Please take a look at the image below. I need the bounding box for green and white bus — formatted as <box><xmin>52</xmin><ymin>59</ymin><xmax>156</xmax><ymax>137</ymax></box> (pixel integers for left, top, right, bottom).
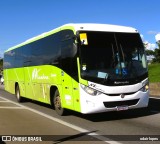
<box><xmin>3</xmin><ymin>23</ymin><xmax>149</xmax><ymax>115</ymax></box>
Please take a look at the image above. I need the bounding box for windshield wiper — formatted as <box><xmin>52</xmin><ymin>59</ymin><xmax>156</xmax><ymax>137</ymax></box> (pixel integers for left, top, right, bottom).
<box><xmin>120</xmin><ymin>44</ymin><xmax>125</xmax><ymax>64</ymax></box>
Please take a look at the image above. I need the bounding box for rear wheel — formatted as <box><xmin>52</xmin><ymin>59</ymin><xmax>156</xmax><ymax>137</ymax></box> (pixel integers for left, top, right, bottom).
<box><xmin>53</xmin><ymin>89</ymin><xmax>66</xmax><ymax>116</ymax></box>
<box><xmin>15</xmin><ymin>85</ymin><xmax>23</xmax><ymax>102</ymax></box>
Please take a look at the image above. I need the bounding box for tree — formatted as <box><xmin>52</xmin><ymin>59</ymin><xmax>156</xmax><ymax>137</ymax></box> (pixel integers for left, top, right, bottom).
<box><xmin>157</xmin><ymin>41</ymin><xmax>160</xmax><ymax>49</ymax></box>
<box><xmin>0</xmin><ymin>58</ymin><xmax>3</xmax><ymax>70</ymax></box>
<box><xmin>145</xmin><ymin>49</ymin><xmax>155</xmax><ymax>56</ymax></box>
<box><xmin>152</xmin><ymin>41</ymin><xmax>160</xmax><ymax>63</ymax></box>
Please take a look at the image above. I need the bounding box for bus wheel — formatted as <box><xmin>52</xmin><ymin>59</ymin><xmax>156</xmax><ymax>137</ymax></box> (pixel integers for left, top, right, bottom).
<box><xmin>54</xmin><ymin>89</ymin><xmax>65</xmax><ymax>116</ymax></box>
<box><xmin>15</xmin><ymin>85</ymin><xmax>23</xmax><ymax>102</ymax></box>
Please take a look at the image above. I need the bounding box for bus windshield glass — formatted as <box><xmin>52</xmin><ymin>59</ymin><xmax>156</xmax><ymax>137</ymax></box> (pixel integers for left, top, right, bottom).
<box><xmin>79</xmin><ymin>31</ymin><xmax>148</xmax><ymax>85</ymax></box>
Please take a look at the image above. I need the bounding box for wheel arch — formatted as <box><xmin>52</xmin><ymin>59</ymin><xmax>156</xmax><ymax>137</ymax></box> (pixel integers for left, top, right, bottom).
<box><xmin>15</xmin><ymin>82</ymin><xmax>19</xmax><ymax>94</ymax></box>
<box><xmin>50</xmin><ymin>85</ymin><xmax>58</xmax><ymax>106</ymax></box>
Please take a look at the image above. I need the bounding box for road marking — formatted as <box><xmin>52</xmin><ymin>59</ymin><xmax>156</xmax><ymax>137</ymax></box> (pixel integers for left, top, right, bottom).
<box><xmin>0</xmin><ymin>101</ymin><xmax>10</xmax><ymax>102</ymax></box>
<box><xmin>0</xmin><ymin>98</ymin><xmax>25</xmax><ymax>109</ymax></box>
<box><xmin>0</xmin><ymin>95</ymin><xmax>122</xmax><ymax>144</ymax></box>
<box><xmin>150</xmin><ymin>97</ymin><xmax>160</xmax><ymax>99</ymax></box>
<box><xmin>0</xmin><ymin>107</ymin><xmax>26</xmax><ymax>109</ymax></box>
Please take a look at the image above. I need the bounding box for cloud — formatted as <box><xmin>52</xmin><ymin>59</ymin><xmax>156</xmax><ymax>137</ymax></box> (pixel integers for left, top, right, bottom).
<box><xmin>140</xmin><ymin>34</ymin><xmax>144</xmax><ymax>41</ymax></box>
<box><xmin>0</xmin><ymin>51</ymin><xmax>4</xmax><ymax>58</ymax></box>
<box><xmin>141</xmin><ymin>33</ymin><xmax>157</xmax><ymax>50</ymax></box>
<box><xmin>155</xmin><ymin>33</ymin><xmax>160</xmax><ymax>42</ymax></box>
<box><xmin>144</xmin><ymin>41</ymin><xmax>157</xmax><ymax>50</ymax></box>
<box><xmin>147</xmin><ymin>31</ymin><xmax>158</xmax><ymax>35</ymax></box>
<box><xmin>147</xmin><ymin>43</ymin><xmax>157</xmax><ymax>50</ymax></box>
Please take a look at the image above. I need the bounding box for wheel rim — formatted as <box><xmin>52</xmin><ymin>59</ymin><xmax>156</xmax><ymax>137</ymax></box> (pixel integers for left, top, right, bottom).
<box><xmin>54</xmin><ymin>94</ymin><xmax>61</xmax><ymax>110</ymax></box>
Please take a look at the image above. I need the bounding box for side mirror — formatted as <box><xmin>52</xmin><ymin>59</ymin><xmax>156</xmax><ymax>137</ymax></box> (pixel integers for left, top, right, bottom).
<box><xmin>72</xmin><ymin>43</ymin><xmax>78</xmax><ymax>57</ymax></box>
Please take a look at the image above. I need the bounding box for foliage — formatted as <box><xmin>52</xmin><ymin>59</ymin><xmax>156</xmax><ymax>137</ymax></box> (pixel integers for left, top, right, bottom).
<box><xmin>145</xmin><ymin>42</ymin><xmax>160</xmax><ymax>63</ymax></box>
<box><xmin>145</xmin><ymin>49</ymin><xmax>154</xmax><ymax>56</ymax></box>
<box><xmin>148</xmin><ymin>63</ymin><xmax>160</xmax><ymax>82</ymax></box>
<box><xmin>152</xmin><ymin>48</ymin><xmax>160</xmax><ymax>63</ymax></box>
<box><xmin>0</xmin><ymin>58</ymin><xmax>3</xmax><ymax>69</ymax></box>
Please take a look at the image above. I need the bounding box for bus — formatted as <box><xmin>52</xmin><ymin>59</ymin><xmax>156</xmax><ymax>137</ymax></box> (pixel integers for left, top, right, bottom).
<box><xmin>3</xmin><ymin>23</ymin><xmax>149</xmax><ymax>115</ymax></box>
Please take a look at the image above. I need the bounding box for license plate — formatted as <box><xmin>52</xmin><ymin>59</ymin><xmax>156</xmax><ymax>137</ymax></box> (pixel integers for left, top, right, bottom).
<box><xmin>116</xmin><ymin>105</ymin><xmax>128</xmax><ymax>111</ymax></box>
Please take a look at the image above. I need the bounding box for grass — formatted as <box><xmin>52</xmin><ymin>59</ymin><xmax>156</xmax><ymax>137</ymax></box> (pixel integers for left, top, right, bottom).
<box><xmin>148</xmin><ymin>63</ymin><xmax>160</xmax><ymax>83</ymax></box>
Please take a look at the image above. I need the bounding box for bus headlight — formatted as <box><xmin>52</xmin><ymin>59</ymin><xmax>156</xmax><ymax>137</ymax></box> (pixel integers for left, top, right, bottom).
<box><xmin>140</xmin><ymin>84</ymin><xmax>149</xmax><ymax>92</ymax></box>
<box><xmin>80</xmin><ymin>84</ymin><xmax>101</xmax><ymax>96</ymax></box>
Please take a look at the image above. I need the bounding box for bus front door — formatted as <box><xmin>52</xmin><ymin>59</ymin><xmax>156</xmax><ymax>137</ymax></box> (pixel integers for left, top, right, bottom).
<box><xmin>61</xmin><ymin>71</ymin><xmax>74</xmax><ymax>110</ymax></box>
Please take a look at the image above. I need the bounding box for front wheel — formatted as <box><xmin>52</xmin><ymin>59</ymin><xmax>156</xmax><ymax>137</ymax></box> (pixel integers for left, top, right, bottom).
<box><xmin>15</xmin><ymin>85</ymin><xmax>23</xmax><ymax>102</ymax></box>
<box><xmin>53</xmin><ymin>89</ymin><xmax>66</xmax><ymax>116</ymax></box>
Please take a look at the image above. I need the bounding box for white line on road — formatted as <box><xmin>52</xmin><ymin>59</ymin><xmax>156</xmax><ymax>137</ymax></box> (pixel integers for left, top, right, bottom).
<box><xmin>0</xmin><ymin>106</ymin><xmax>26</xmax><ymax>109</ymax></box>
<box><xmin>0</xmin><ymin>97</ymin><xmax>25</xmax><ymax>109</ymax></box>
<box><xmin>150</xmin><ymin>97</ymin><xmax>160</xmax><ymax>99</ymax></box>
<box><xmin>0</xmin><ymin>95</ymin><xmax>122</xmax><ymax>144</ymax></box>
<box><xmin>0</xmin><ymin>101</ymin><xmax>13</xmax><ymax>102</ymax></box>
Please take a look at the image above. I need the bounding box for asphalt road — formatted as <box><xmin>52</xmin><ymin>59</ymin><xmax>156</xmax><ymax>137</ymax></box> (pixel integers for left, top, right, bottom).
<box><xmin>0</xmin><ymin>85</ymin><xmax>160</xmax><ymax>144</ymax></box>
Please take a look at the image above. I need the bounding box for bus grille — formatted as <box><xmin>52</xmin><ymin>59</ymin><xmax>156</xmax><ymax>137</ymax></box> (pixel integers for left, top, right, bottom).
<box><xmin>103</xmin><ymin>99</ymin><xmax>139</xmax><ymax>108</ymax></box>
<box><xmin>107</xmin><ymin>92</ymin><xmax>136</xmax><ymax>96</ymax></box>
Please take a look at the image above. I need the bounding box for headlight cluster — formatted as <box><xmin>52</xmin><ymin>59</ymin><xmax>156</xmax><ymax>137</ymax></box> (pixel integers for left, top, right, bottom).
<box><xmin>140</xmin><ymin>84</ymin><xmax>149</xmax><ymax>92</ymax></box>
<box><xmin>80</xmin><ymin>84</ymin><xmax>102</xmax><ymax>96</ymax></box>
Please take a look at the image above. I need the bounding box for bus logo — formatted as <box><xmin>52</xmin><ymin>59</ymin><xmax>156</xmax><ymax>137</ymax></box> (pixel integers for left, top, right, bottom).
<box><xmin>32</xmin><ymin>68</ymin><xmax>49</xmax><ymax>80</ymax></box>
<box><xmin>120</xmin><ymin>94</ymin><xmax>125</xmax><ymax>98</ymax></box>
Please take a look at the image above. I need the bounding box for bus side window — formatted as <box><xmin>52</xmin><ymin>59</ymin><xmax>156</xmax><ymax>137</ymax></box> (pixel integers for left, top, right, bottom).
<box><xmin>14</xmin><ymin>48</ymin><xmax>23</xmax><ymax>68</ymax></box>
<box><xmin>23</xmin><ymin>45</ymin><xmax>32</xmax><ymax>67</ymax></box>
<box><xmin>4</xmin><ymin>50</ymin><xmax>15</xmax><ymax>68</ymax></box>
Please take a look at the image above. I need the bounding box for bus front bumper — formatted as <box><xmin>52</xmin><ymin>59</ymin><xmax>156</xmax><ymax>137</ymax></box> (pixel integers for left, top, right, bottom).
<box><xmin>80</xmin><ymin>90</ymin><xmax>149</xmax><ymax>114</ymax></box>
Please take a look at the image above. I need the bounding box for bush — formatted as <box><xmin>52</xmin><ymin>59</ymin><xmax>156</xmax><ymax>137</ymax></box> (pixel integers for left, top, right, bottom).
<box><xmin>148</xmin><ymin>63</ymin><xmax>160</xmax><ymax>82</ymax></box>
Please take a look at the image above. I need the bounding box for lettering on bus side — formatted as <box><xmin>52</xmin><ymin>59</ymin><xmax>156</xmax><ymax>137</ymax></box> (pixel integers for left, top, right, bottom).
<box><xmin>32</xmin><ymin>68</ymin><xmax>49</xmax><ymax>80</ymax></box>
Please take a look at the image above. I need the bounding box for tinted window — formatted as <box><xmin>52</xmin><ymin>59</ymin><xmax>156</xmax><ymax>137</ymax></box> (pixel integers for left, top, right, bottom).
<box><xmin>4</xmin><ymin>50</ymin><xmax>15</xmax><ymax>68</ymax></box>
<box><xmin>14</xmin><ymin>48</ymin><xmax>23</xmax><ymax>67</ymax></box>
<box><xmin>28</xmin><ymin>32</ymin><xmax>61</xmax><ymax>66</ymax></box>
<box><xmin>23</xmin><ymin>44</ymin><xmax>32</xmax><ymax>67</ymax></box>
<box><xmin>61</xmin><ymin>30</ymin><xmax>78</xmax><ymax>80</ymax></box>
<box><xmin>17</xmin><ymin>32</ymin><xmax>61</xmax><ymax>67</ymax></box>
<box><xmin>79</xmin><ymin>31</ymin><xmax>147</xmax><ymax>85</ymax></box>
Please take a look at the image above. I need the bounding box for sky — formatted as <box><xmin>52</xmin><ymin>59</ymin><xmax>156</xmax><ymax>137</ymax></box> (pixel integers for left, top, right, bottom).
<box><xmin>0</xmin><ymin>0</ymin><xmax>160</xmax><ymax>58</ymax></box>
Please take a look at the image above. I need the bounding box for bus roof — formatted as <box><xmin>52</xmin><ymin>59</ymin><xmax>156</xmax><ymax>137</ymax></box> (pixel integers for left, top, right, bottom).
<box><xmin>68</xmin><ymin>23</ymin><xmax>138</xmax><ymax>33</ymax></box>
<box><xmin>5</xmin><ymin>23</ymin><xmax>138</xmax><ymax>52</ymax></box>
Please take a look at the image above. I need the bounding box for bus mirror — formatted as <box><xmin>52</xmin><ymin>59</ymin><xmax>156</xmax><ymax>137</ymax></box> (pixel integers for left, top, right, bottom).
<box><xmin>73</xmin><ymin>35</ymin><xmax>79</xmax><ymax>41</ymax></box>
<box><xmin>72</xmin><ymin>43</ymin><xmax>78</xmax><ymax>57</ymax></box>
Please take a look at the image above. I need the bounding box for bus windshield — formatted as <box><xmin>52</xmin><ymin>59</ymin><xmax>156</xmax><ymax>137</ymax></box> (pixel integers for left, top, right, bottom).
<box><xmin>79</xmin><ymin>31</ymin><xmax>148</xmax><ymax>85</ymax></box>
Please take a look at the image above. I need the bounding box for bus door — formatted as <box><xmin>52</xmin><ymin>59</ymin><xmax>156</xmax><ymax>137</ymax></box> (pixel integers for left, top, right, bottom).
<box><xmin>61</xmin><ymin>68</ymin><xmax>79</xmax><ymax>111</ymax></box>
<box><xmin>61</xmin><ymin>71</ymin><xmax>74</xmax><ymax>109</ymax></box>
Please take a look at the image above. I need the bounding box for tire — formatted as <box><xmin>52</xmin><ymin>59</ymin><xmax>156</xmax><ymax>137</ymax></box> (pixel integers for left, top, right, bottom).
<box><xmin>15</xmin><ymin>85</ymin><xmax>23</xmax><ymax>102</ymax></box>
<box><xmin>53</xmin><ymin>89</ymin><xmax>66</xmax><ymax>116</ymax></box>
